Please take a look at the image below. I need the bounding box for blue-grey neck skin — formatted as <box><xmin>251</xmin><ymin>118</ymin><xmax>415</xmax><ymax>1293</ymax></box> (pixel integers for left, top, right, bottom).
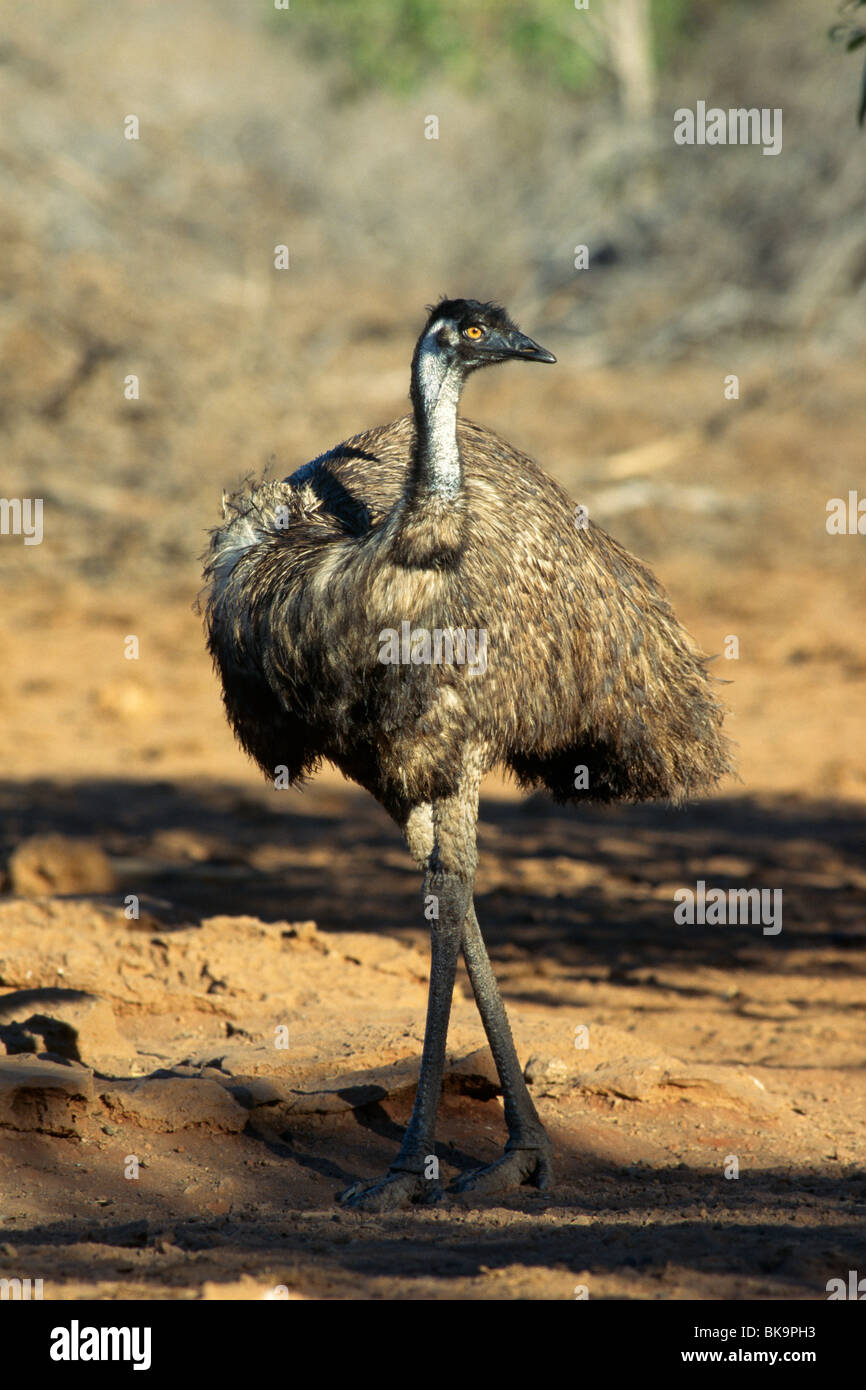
<box><xmin>410</xmin><ymin>322</ymin><xmax>465</xmax><ymax>500</ymax></box>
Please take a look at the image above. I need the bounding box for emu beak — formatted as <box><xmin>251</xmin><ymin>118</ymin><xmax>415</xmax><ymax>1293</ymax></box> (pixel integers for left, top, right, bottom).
<box><xmin>505</xmin><ymin>331</ymin><xmax>556</xmax><ymax>364</ymax></box>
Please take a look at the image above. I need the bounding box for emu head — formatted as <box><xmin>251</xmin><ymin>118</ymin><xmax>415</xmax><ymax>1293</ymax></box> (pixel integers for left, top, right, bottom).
<box><xmin>413</xmin><ymin>298</ymin><xmax>556</xmax><ymax>387</ymax></box>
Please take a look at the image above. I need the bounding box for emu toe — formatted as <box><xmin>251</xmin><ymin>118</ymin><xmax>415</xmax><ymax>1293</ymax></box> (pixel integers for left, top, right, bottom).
<box><xmin>451</xmin><ymin>1146</ymin><xmax>553</xmax><ymax>1198</ymax></box>
<box><xmin>338</xmin><ymin>1170</ymin><xmax>445</xmax><ymax>1212</ymax></box>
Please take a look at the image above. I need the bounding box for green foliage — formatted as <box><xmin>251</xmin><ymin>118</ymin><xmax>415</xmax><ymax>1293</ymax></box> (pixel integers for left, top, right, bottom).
<box><xmin>268</xmin><ymin>0</ymin><xmax>698</xmax><ymax>98</ymax></box>
<box><xmin>830</xmin><ymin>0</ymin><xmax>866</xmax><ymax>124</ymax></box>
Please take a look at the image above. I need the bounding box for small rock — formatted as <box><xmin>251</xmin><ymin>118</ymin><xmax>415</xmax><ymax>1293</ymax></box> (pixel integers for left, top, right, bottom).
<box><xmin>444</xmin><ymin>1047</ymin><xmax>500</xmax><ymax>1098</ymax></box>
<box><xmin>524</xmin><ymin>1054</ymin><xmax>570</xmax><ymax>1087</ymax></box>
<box><xmin>574</xmin><ymin>1055</ymin><xmax>783</xmax><ymax>1112</ymax></box>
<box><xmin>6</xmin><ymin>835</ymin><xmax>115</xmax><ymax>896</ymax></box>
<box><xmin>0</xmin><ymin>1055</ymin><xmax>93</xmax><ymax>1135</ymax></box>
<box><xmin>228</xmin><ymin>1077</ymin><xmax>284</xmax><ymax>1107</ymax></box>
<box><xmin>0</xmin><ymin>988</ymin><xmax>130</xmax><ymax>1069</ymax></box>
<box><xmin>575</xmin><ymin>1057</ymin><xmax>668</xmax><ymax>1101</ymax></box>
<box><xmin>99</xmin><ymin>1077</ymin><xmax>248</xmax><ymax>1133</ymax></box>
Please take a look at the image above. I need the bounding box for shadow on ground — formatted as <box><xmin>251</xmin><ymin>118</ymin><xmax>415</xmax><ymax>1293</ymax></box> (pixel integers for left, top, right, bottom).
<box><xmin>2</xmin><ymin>777</ymin><xmax>864</xmax><ymax>1298</ymax></box>
<box><xmin>1</xmin><ymin>777</ymin><xmax>863</xmax><ymax>970</ymax></box>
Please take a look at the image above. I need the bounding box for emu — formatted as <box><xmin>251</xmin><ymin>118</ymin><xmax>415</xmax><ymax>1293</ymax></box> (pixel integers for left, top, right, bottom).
<box><xmin>202</xmin><ymin>298</ymin><xmax>733</xmax><ymax>1211</ymax></box>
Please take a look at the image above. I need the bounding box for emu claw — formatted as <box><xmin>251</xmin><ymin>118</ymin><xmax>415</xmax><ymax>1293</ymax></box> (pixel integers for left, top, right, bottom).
<box><xmin>451</xmin><ymin>1147</ymin><xmax>553</xmax><ymax>1197</ymax></box>
<box><xmin>338</xmin><ymin>1169</ymin><xmax>445</xmax><ymax>1212</ymax></box>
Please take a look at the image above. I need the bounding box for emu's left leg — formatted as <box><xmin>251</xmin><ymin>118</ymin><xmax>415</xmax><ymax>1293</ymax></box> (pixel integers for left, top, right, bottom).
<box><xmin>339</xmin><ymin>776</ymin><xmax>478</xmax><ymax>1212</ymax></box>
<box><xmin>451</xmin><ymin>904</ymin><xmax>552</xmax><ymax>1195</ymax></box>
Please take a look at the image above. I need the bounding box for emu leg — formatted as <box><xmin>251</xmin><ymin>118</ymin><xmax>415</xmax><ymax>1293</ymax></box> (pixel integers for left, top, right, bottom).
<box><xmin>452</xmin><ymin>904</ymin><xmax>553</xmax><ymax>1195</ymax></box>
<box><xmin>338</xmin><ymin>865</ymin><xmax>470</xmax><ymax>1211</ymax></box>
<box><xmin>339</xmin><ymin>781</ymin><xmax>478</xmax><ymax>1212</ymax></box>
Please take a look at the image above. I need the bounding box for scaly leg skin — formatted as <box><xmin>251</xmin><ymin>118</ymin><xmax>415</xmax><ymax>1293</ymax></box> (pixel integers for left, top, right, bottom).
<box><xmin>339</xmin><ymin>784</ymin><xmax>478</xmax><ymax>1212</ymax></box>
<box><xmin>451</xmin><ymin>903</ymin><xmax>553</xmax><ymax>1197</ymax></box>
<box><xmin>338</xmin><ymin>869</ymin><xmax>466</xmax><ymax>1210</ymax></box>
<box><xmin>338</xmin><ymin>865</ymin><xmax>471</xmax><ymax>1211</ymax></box>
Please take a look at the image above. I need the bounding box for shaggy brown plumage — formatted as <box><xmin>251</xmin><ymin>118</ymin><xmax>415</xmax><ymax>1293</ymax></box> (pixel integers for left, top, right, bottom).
<box><xmin>201</xmin><ymin>298</ymin><xmax>734</xmax><ymax>1210</ymax></box>
<box><xmin>204</xmin><ymin>414</ymin><xmax>732</xmax><ymax>810</ymax></box>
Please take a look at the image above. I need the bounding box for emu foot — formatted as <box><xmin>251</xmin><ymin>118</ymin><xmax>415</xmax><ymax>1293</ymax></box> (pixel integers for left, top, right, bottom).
<box><xmin>451</xmin><ymin>1146</ymin><xmax>553</xmax><ymax>1198</ymax></box>
<box><xmin>338</xmin><ymin>1168</ymin><xmax>444</xmax><ymax>1212</ymax></box>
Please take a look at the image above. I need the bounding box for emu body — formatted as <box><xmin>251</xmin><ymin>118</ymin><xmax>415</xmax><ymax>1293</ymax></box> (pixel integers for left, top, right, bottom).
<box><xmin>203</xmin><ymin>299</ymin><xmax>733</xmax><ymax>1208</ymax></box>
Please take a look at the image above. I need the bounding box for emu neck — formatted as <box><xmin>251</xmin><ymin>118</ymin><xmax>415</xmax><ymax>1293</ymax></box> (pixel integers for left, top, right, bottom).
<box><xmin>410</xmin><ymin>339</ymin><xmax>464</xmax><ymax>500</ymax></box>
<box><xmin>382</xmin><ymin>331</ymin><xmax>468</xmax><ymax>569</ymax></box>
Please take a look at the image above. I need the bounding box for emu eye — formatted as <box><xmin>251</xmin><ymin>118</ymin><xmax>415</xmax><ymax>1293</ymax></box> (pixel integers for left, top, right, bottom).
<box><xmin>463</xmin><ymin>324</ymin><xmax>484</xmax><ymax>340</ymax></box>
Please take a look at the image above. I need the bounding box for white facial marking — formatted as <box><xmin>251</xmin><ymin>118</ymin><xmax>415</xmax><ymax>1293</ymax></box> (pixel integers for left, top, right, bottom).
<box><xmin>415</xmin><ymin>319</ymin><xmax>462</xmax><ymax>497</ymax></box>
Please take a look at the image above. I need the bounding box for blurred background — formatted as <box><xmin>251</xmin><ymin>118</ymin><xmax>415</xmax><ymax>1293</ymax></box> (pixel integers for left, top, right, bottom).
<box><xmin>1</xmin><ymin>0</ymin><xmax>864</xmax><ymax>797</ymax></box>
<box><xmin>1</xmin><ymin>0</ymin><xmax>866</xmax><ymax>1303</ymax></box>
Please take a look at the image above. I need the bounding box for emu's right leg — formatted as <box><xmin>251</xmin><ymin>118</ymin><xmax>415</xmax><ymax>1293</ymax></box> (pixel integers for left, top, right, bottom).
<box><xmin>403</xmin><ymin>802</ymin><xmax>552</xmax><ymax>1194</ymax></box>
<box><xmin>338</xmin><ymin>782</ymin><xmax>477</xmax><ymax>1212</ymax></box>
<box><xmin>402</xmin><ymin>803</ymin><xmax>552</xmax><ymax>1195</ymax></box>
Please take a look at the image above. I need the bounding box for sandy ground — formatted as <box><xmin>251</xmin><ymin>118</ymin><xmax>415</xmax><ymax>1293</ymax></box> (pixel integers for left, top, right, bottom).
<box><xmin>1</xmin><ymin>475</ymin><xmax>865</xmax><ymax>1298</ymax></box>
